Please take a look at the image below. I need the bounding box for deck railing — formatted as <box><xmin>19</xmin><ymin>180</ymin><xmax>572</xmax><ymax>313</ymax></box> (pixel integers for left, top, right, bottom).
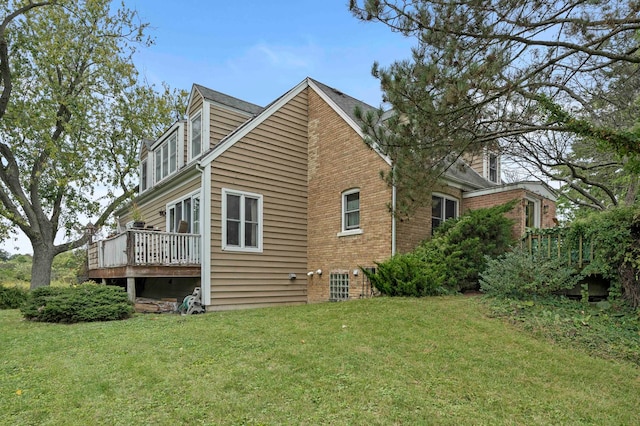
<box><xmin>90</xmin><ymin>229</ymin><xmax>201</xmax><ymax>269</ymax></box>
<box><xmin>522</xmin><ymin>229</ymin><xmax>593</xmax><ymax>268</ymax></box>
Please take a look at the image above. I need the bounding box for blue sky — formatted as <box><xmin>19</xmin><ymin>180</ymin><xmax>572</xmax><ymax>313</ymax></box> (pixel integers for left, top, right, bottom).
<box><xmin>3</xmin><ymin>0</ymin><xmax>415</xmax><ymax>254</ymax></box>
<box><xmin>127</xmin><ymin>0</ymin><xmax>414</xmax><ymax>107</ymax></box>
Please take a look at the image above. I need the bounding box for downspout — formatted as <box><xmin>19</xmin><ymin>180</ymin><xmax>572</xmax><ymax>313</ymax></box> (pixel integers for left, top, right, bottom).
<box><xmin>391</xmin><ymin>165</ymin><xmax>397</xmax><ymax>256</ymax></box>
<box><xmin>195</xmin><ymin>161</ymin><xmax>211</xmax><ymax>307</ymax></box>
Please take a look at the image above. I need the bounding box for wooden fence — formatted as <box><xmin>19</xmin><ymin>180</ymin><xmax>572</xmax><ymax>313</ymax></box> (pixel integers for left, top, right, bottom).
<box><xmin>522</xmin><ymin>230</ymin><xmax>593</xmax><ymax>268</ymax></box>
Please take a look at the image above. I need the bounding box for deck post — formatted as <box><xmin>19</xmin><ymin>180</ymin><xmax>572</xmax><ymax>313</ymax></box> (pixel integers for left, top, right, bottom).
<box><xmin>578</xmin><ymin>236</ymin><xmax>583</xmax><ymax>268</ymax></box>
<box><xmin>127</xmin><ymin>277</ymin><xmax>136</xmax><ymax>302</ymax></box>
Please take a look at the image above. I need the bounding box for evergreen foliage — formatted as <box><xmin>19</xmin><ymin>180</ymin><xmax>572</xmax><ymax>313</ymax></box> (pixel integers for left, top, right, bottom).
<box><xmin>480</xmin><ymin>249</ymin><xmax>582</xmax><ymax>299</ymax></box>
<box><xmin>21</xmin><ymin>283</ymin><xmax>133</xmax><ymax>323</ymax></box>
<box><xmin>365</xmin><ymin>201</ymin><xmax>516</xmax><ymax>296</ymax></box>
<box><xmin>566</xmin><ymin>206</ymin><xmax>640</xmax><ymax>307</ymax></box>
<box><xmin>0</xmin><ymin>285</ymin><xmax>27</xmax><ymax>309</ymax></box>
<box><xmin>349</xmin><ymin>0</ymin><xmax>640</xmax><ymax>213</ymax></box>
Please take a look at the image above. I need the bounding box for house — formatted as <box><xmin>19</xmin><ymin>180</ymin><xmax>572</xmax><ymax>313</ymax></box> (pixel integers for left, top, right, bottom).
<box><xmin>87</xmin><ymin>77</ymin><xmax>557</xmax><ymax>311</ymax></box>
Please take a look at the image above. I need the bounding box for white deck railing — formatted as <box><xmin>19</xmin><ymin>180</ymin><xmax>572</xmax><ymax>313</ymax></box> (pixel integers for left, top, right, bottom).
<box><xmin>94</xmin><ymin>230</ymin><xmax>201</xmax><ymax>268</ymax></box>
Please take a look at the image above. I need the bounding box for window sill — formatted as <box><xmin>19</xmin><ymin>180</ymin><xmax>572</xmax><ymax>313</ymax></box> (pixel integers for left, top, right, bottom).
<box><xmin>222</xmin><ymin>246</ymin><xmax>263</xmax><ymax>253</ymax></box>
<box><xmin>337</xmin><ymin>229</ymin><xmax>363</xmax><ymax>237</ymax></box>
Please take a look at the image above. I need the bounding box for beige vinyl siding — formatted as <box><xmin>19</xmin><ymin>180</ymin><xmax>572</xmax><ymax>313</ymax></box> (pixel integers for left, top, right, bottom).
<box><xmin>210</xmin><ymin>105</ymin><xmax>252</xmax><ymax>147</ymax></box>
<box><xmin>209</xmin><ymin>89</ymin><xmax>309</xmax><ymax>310</ymax></box>
<box><xmin>120</xmin><ymin>175</ymin><xmax>200</xmax><ymax>231</ymax></box>
<box><xmin>463</xmin><ymin>151</ymin><xmax>485</xmax><ymax>177</ymax></box>
<box><xmin>188</xmin><ymin>91</ymin><xmax>203</xmax><ymax>117</ymax></box>
<box><xmin>140</xmin><ymin>142</ymin><xmax>148</xmax><ymax>162</ymax></box>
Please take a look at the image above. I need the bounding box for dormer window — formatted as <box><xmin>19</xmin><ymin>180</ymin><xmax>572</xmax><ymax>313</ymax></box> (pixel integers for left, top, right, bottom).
<box><xmin>140</xmin><ymin>159</ymin><xmax>148</xmax><ymax>193</ymax></box>
<box><xmin>489</xmin><ymin>153</ymin><xmax>498</xmax><ymax>183</ymax></box>
<box><xmin>154</xmin><ymin>132</ymin><xmax>177</xmax><ymax>184</ymax></box>
<box><xmin>190</xmin><ymin>112</ymin><xmax>202</xmax><ymax>160</ymax></box>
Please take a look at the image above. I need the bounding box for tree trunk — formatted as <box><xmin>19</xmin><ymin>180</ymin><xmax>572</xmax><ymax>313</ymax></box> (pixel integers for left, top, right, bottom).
<box><xmin>30</xmin><ymin>243</ymin><xmax>56</xmax><ymax>289</ymax></box>
<box><xmin>624</xmin><ymin>174</ymin><xmax>639</xmax><ymax>206</ymax></box>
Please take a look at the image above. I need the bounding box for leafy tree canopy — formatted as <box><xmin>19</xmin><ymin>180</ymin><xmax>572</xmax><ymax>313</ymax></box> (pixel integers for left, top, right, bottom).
<box><xmin>0</xmin><ymin>0</ymin><xmax>186</xmax><ymax>288</ymax></box>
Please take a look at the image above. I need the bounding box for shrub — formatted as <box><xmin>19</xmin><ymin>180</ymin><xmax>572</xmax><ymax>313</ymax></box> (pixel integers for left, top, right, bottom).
<box><xmin>479</xmin><ymin>249</ymin><xmax>582</xmax><ymax>299</ymax></box>
<box><xmin>367</xmin><ymin>201</ymin><xmax>516</xmax><ymax>296</ymax></box>
<box><xmin>0</xmin><ymin>285</ymin><xmax>28</xmax><ymax>309</ymax></box>
<box><xmin>364</xmin><ymin>248</ymin><xmax>448</xmax><ymax>297</ymax></box>
<box><xmin>435</xmin><ymin>201</ymin><xmax>517</xmax><ymax>291</ymax></box>
<box><xmin>21</xmin><ymin>283</ymin><xmax>133</xmax><ymax>323</ymax></box>
<box><xmin>549</xmin><ymin>206</ymin><xmax>640</xmax><ymax>307</ymax></box>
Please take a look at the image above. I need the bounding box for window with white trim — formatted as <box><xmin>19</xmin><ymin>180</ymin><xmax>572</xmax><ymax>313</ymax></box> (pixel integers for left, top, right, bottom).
<box><xmin>222</xmin><ymin>189</ymin><xmax>262</xmax><ymax>252</ymax></box>
<box><xmin>167</xmin><ymin>192</ymin><xmax>200</xmax><ymax>234</ymax></box>
<box><xmin>342</xmin><ymin>189</ymin><xmax>360</xmax><ymax>232</ymax></box>
<box><xmin>488</xmin><ymin>154</ymin><xmax>498</xmax><ymax>183</ymax></box>
<box><xmin>153</xmin><ymin>132</ymin><xmax>177</xmax><ymax>183</ymax></box>
<box><xmin>330</xmin><ymin>273</ymin><xmax>349</xmax><ymax>301</ymax></box>
<box><xmin>140</xmin><ymin>159</ymin><xmax>148</xmax><ymax>193</ymax></box>
<box><xmin>525</xmin><ymin>198</ymin><xmax>540</xmax><ymax>228</ymax></box>
<box><xmin>190</xmin><ymin>112</ymin><xmax>202</xmax><ymax>160</ymax></box>
<box><xmin>432</xmin><ymin>194</ymin><xmax>458</xmax><ymax>233</ymax></box>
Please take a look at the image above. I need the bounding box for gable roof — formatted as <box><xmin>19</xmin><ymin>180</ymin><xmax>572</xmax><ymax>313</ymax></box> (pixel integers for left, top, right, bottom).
<box><xmin>308</xmin><ymin>78</ymin><xmax>377</xmax><ymax>125</ymax></box>
<box><xmin>196</xmin><ymin>77</ymin><xmax>496</xmax><ymax>191</ymax></box>
<box><xmin>200</xmin><ymin>78</ymin><xmax>310</xmax><ymax>165</ymax></box>
<box><xmin>192</xmin><ymin>84</ymin><xmax>263</xmax><ymax>116</ymax></box>
<box><xmin>444</xmin><ymin>158</ymin><xmax>496</xmax><ymax>190</ymax></box>
<box><xmin>308</xmin><ymin>79</ymin><xmax>392</xmax><ymax>166</ymax></box>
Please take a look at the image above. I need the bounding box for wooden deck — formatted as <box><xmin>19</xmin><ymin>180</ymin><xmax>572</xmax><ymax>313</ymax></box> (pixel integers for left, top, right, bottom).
<box><xmin>87</xmin><ymin>229</ymin><xmax>201</xmax><ymax>279</ymax></box>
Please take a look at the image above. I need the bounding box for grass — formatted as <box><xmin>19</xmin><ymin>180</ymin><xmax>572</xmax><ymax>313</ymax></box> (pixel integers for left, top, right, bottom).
<box><xmin>484</xmin><ymin>296</ymin><xmax>640</xmax><ymax>366</ymax></box>
<box><xmin>2</xmin><ymin>296</ymin><xmax>640</xmax><ymax>425</ymax></box>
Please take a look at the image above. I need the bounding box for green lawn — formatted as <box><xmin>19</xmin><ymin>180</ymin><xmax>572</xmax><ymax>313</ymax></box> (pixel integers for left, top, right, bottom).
<box><xmin>2</xmin><ymin>297</ymin><xmax>639</xmax><ymax>425</ymax></box>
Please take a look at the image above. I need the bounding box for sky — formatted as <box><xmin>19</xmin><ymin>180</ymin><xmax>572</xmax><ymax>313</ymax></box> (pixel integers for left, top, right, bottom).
<box><xmin>2</xmin><ymin>0</ymin><xmax>416</xmax><ymax>254</ymax></box>
<box><xmin>128</xmin><ymin>0</ymin><xmax>415</xmax><ymax>107</ymax></box>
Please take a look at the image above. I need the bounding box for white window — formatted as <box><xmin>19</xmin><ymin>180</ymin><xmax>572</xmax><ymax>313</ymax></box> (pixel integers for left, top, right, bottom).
<box><xmin>525</xmin><ymin>197</ymin><xmax>541</xmax><ymax>228</ymax></box>
<box><xmin>222</xmin><ymin>188</ymin><xmax>263</xmax><ymax>252</ymax></box>
<box><xmin>153</xmin><ymin>132</ymin><xmax>177</xmax><ymax>183</ymax></box>
<box><xmin>488</xmin><ymin>154</ymin><xmax>498</xmax><ymax>183</ymax></box>
<box><xmin>338</xmin><ymin>189</ymin><xmax>362</xmax><ymax>236</ymax></box>
<box><xmin>190</xmin><ymin>112</ymin><xmax>202</xmax><ymax>160</ymax></box>
<box><xmin>432</xmin><ymin>194</ymin><xmax>458</xmax><ymax>233</ymax></box>
<box><xmin>167</xmin><ymin>192</ymin><xmax>200</xmax><ymax>234</ymax></box>
<box><xmin>140</xmin><ymin>159</ymin><xmax>148</xmax><ymax>193</ymax></box>
<box><xmin>330</xmin><ymin>273</ymin><xmax>349</xmax><ymax>301</ymax></box>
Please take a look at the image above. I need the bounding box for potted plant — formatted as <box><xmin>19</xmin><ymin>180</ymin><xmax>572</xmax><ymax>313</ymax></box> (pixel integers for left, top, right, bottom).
<box><xmin>132</xmin><ymin>202</ymin><xmax>145</xmax><ymax>228</ymax></box>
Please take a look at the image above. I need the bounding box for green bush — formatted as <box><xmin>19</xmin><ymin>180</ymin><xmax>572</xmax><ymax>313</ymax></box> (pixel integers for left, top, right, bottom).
<box><xmin>0</xmin><ymin>285</ymin><xmax>28</xmax><ymax>309</ymax></box>
<box><xmin>479</xmin><ymin>249</ymin><xmax>582</xmax><ymax>299</ymax></box>
<box><xmin>364</xmin><ymin>248</ymin><xmax>448</xmax><ymax>297</ymax></box>
<box><xmin>21</xmin><ymin>283</ymin><xmax>133</xmax><ymax>323</ymax></box>
<box><xmin>367</xmin><ymin>201</ymin><xmax>516</xmax><ymax>296</ymax></box>
<box><xmin>570</xmin><ymin>207</ymin><xmax>640</xmax><ymax>307</ymax></box>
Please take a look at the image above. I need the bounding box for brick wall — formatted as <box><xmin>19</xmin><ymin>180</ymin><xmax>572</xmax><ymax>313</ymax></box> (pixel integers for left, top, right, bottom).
<box><xmin>463</xmin><ymin>188</ymin><xmax>557</xmax><ymax>239</ymax></box>
<box><xmin>395</xmin><ymin>184</ymin><xmax>463</xmax><ymax>253</ymax></box>
<box><xmin>307</xmin><ymin>89</ymin><xmax>393</xmax><ymax>302</ymax></box>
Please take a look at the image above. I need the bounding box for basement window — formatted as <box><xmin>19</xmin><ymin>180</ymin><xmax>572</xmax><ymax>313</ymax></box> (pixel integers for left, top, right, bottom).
<box><xmin>330</xmin><ymin>273</ymin><xmax>349</xmax><ymax>301</ymax></box>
